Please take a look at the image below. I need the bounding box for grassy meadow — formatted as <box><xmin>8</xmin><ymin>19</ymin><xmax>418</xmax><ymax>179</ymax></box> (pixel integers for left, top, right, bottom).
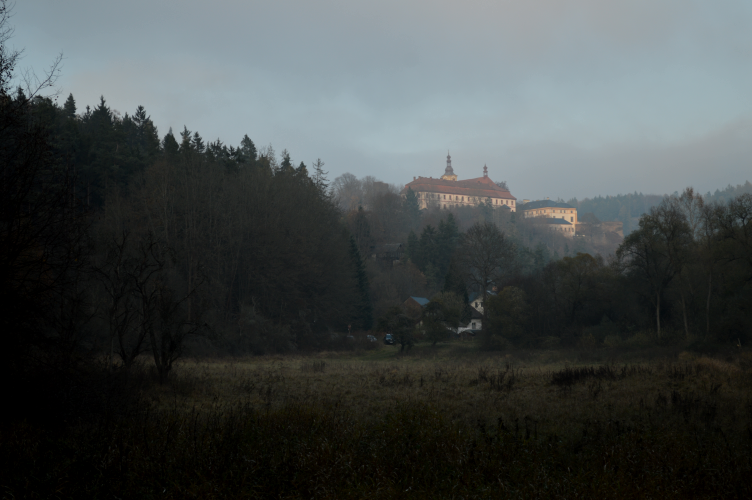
<box><xmin>2</xmin><ymin>340</ymin><xmax>752</xmax><ymax>498</ymax></box>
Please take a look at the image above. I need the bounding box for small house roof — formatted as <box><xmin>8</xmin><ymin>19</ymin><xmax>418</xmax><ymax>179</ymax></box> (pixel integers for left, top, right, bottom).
<box><xmin>409</xmin><ymin>296</ymin><xmax>430</xmax><ymax>307</ymax></box>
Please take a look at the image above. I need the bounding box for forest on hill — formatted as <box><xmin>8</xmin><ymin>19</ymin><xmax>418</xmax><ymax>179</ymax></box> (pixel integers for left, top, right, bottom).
<box><xmin>7</xmin><ymin>86</ymin><xmax>752</xmax><ymax>373</ymax></box>
<box><xmin>568</xmin><ymin>181</ymin><xmax>752</xmax><ymax>235</ymax></box>
<box><xmin>1</xmin><ymin>0</ymin><xmax>750</xmax><ymax>412</ymax></box>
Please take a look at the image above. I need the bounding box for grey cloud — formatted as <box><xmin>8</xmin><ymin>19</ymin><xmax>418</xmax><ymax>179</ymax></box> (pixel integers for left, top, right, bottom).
<box><xmin>13</xmin><ymin>0</ymin><xmax>752</xmax><ymax>199</ymax></box>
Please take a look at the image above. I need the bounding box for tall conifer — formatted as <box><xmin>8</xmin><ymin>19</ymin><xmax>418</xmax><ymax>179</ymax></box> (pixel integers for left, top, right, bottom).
<box><xmin>349</xmin><ymin>236</ymin><xmax>373</xmax><ymax>330</ymax></box>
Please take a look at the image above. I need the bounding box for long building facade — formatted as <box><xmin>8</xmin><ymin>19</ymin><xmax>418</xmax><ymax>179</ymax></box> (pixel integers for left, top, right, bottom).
<box><xmin>519</xmin><ymin>199</ymin><xmax>578</xmax><ymax>237</ymax></box>
<box><xmin>402</xmin><ymin>154</ymin><xmax>517</xmax><ymax>211</ymax></box>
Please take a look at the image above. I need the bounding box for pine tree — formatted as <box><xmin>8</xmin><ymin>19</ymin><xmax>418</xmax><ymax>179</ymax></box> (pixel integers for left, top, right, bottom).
<box><xmin>416</xmin><ymin>225</ymin><xmax>438</xmax><ymax>273</ymax></box>
<box><xmin>63</xmin><ymin>93</ymin><xmax>76</xmax><ymax>118</ymax></box>
<box><xmin>312</xmin><ymin>158</ymin><xmax>329</xmax><ymax>194</ymax></box>
<box><xmin>279</xmin><ymin>149</ymin><xmax>294</xmax><ymax>174</ymax></box>
<box><xmin>352</xmin><ymin>206</ymin><xmax>372</xmax><ymax>256</ymax></box>
<box><xmin>239</xmin><ymin>134</ymin><xmax>257</xmax><ymax>164</ymax></box>
<box><xmin>179</xmin><ymin>126</ymin><xmax>193</xmax><ymax>153</ymax></box>
<box><xmin>192</xmin><ymin>131</ymin><xmax>205</xmax><ymax>153</ymax></box>
<box><xmin>133</xmin><ymin>105</ymin><xmax>147</xmax><ymax>127</ymax></box>
<box><xmin>162</xmin><ymin>128</ymin><xmax>179</xmax><ymax>158</ymax></box>
<box><xmin>296</xmin><ymin>161</ymin><xmax>308</xmax><ymax>178</ymax></box>
<box><xmin>437</xmin><ymin>213</ymin><xmax>459</xmax><ymax>276</ymax></box>
<box><xmin>406</xmin><ymin>230</ymin><xmax>419</xmax><ymax>263</ymax></box>
<box><xmin>403</xmin><ymin>187</ymin><xmax>421</xmax><ymax>230</ymax></box>
<box><xmin>92</xmin><ymin>96</ymin><xmax>111</xmax><ymax>126</ymax></box>
<box><xmin>444</xmin><ymin>256</ymin><xmax>471</xmax><ymax>325</ymax></box>
<box><xmin>349</xmin><ymin>236</ymin><xmax>373</xmax><ymax>330</ymax></box>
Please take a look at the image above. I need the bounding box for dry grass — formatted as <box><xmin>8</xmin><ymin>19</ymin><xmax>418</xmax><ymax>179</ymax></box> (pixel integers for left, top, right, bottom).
<box><xmin>2</xmin><ymin>344</ymin><xmax>751</xmax><ymax>498</ymax></box>
<box><xmin>160</xmin><ymin>348</ymin><xmax>752</xmax><ymax>443</ymax></box>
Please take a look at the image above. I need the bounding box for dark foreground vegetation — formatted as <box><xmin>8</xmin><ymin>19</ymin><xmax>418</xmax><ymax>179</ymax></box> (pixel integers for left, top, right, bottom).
<box><xmin>2</xmin><ymin>2</ymin><xmax>752</xmax><ymax>497</ymax></box>
<box><xmin>2</xmin><ymin>349</ymin><xmax>751</xmax><ymax>498</ymax></box>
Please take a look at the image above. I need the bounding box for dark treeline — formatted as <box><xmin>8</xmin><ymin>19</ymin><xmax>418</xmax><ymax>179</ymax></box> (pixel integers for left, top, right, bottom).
<box><xmin>331</xmin><ymin>170</ymin><xmax>752</xmax><ymax>351</ymax></box>
<box><xmin>35</xmin><ymin>91</ymin><xmax>372</xmax><ymax>362</ymax></box>
<box><xmin>9</xmin><ymin>87</ymin><xmax>752</xmax><ymax>374</ymax></box>
<box><xmin>3</xmin><ymin>5</ymin><xmax>751</xmax><ymax>497</ymax></box>
<box><xmin>2</xmin><ymin>23</ymin><xmax>375</xmax><ymax>399</ymax></box>
<box><xmin>485</xmin><ymin>188</ymin><xmax>752</xmax><ymax>350</ymax></box>
<box><xmin>3</xmin><ymin>0</ymin><xmax>752</xmax><ymax>405</ymax></box>
<box><xmin>569</xmin><ymin>180</ymin><xmax>752</xmax><ymax>235</ymax></box>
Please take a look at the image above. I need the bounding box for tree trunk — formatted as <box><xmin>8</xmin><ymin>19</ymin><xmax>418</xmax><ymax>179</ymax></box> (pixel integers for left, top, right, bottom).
<box><xmin>681</xmin><ymin>292</ymin><xmax>689</xmax><ymax>338</ymax></box>
<box><xmin>706</xmin><ymin>270</ymin><xmax>712</xmax><ymax>336</ymax></box>
<box><xmin>148</xmin><ymin>326</ymin><xmax>168</xmax><ymax>384</ymax></box>
<box><xmin>656</xmin><ymin>292</ymin><xmax>661</xmax><ymax>337</ymax></box>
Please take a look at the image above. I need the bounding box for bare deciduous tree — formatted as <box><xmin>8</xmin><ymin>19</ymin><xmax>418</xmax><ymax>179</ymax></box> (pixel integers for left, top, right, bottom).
<box><xmin>459</xmin><ymin>222</ymin><xmax>516</xmax><ymax>326</ymax></box>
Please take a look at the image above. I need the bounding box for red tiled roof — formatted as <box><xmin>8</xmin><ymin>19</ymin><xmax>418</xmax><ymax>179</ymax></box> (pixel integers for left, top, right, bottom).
<box><xmin>403</xmin><ymin>176</ymin><xmax>516</xmax><ymax>200</ymax></box>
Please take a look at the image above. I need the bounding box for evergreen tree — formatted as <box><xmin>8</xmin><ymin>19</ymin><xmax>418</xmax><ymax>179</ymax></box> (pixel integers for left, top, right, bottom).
<box><xmin>192</xmin><ymin>131</ymin><xmax>205</xmax><ymax>153</ymax></box>
<box><xmin>279</xmin><ymin>149</ymin><xmax>294</xmax><ymax>174</ymax></box>
<box><xmin>437</xmin><ymin>213</ymin><xmax>459</xmax><ymax>276</ymax></box>
<box><xmin>406</xmin><ymin>230</ymin><xmax>419</xmax><ymax>263</ymax></box>
<box><xmin>403</xmin><ymin>187</ymin><xmax>421</xmax><ymax>230</ymax></box>
<box><xmin>91</xmin><ymin>96</ymin><xmax>112</xmax><ymax>128</ymax></box>
<box><xmin>352</xmin><ymin>206</ymin><xmax>372</xmax><ymax>256</ymax></box>
<box><xmin>207</xmin><ymin>139</ymin><xmax>224</xmax><ymax>160</ymax></box>
<box><xmin>349</xmin><ymin>236</ymin><xmax>373</xmax><ymax>330</ymax></box>
<box><xmin>239</xmin><ymin>134</ymin><xmax>257</xmax><ymax>164</ymax></box>
<box><xmin>312</xmin><ymin>158</ymin><xmax>328</xmax><ymax>194</ymax></box>
<box><xmin>162</xmin><ymin>128</ymin><xmax>179</xmax><ymax>158</ymax></box>
<box><xmin>179</xmin><ymin>126</ymin><xmax>193</xmax><ymax>153</ymax></box>
<box><xmin>133</xmin><ymin>105</ymin><xmax>147</xmax><ymax>126</ymax></box>
<box><xmin>63</xmin><ymin>93</ymin><xmax>76</xmax><ymax>118</ymax></box>
<box><xmin>416</xmin><ymin>225</ymin><xmax>438</xmax><ymax>273</ymax></box>
<box><xmin>296</xmin><ymin>161</ymin><xmax>308</xmax><ymax>178</ymax></box>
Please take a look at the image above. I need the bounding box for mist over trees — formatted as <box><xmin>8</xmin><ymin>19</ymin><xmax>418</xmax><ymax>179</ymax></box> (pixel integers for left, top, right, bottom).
<box><xmin>3</xmin><ymin>0</ymin><xmax>751</xmax><ymax>404</ymax></box>
<box><xmin>10</xmin><ymin>81</ymin><xmax>752</xmax><ymax>374</ymax></box>
<box><xmin>569</xmin><ymin>181</ymin><xmax>752</xmax><ymax>235</ymax></box>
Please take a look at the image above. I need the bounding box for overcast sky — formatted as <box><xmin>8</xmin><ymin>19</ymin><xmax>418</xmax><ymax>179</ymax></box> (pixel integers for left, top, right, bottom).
<box><xmin>12</xmin><ymin>1</ymin><xmax>752</xmax><ymax>200</ymax></box>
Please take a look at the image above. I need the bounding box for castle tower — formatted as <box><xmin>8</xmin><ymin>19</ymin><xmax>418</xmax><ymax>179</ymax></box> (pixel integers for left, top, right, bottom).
<box><xmin>441</xmin><ymin>151</ymin><xmax>457</xmax><ymax>181</ymax></box>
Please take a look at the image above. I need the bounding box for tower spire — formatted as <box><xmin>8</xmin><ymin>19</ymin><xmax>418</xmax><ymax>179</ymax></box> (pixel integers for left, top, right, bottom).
<box><xmin>441</xmin><ymin>151</ymin><xmax>457</xmax><ymax>181</ymax></box>
<box><xmin>483</xmin><ymin>164</ymin><xmax>488</xmax><ymax>178</ymax></box>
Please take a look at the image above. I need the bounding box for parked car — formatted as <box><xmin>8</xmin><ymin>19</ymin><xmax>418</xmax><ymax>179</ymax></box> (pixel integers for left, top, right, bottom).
<box><xmin>384</xmin><ymin>334</ymin><xmax>395</xmax><ymax>345</ymax></box>
<box><xmin>367</xmin><ymin>335</ymin><xmax>377</xmax><ymax>342</ymax></box>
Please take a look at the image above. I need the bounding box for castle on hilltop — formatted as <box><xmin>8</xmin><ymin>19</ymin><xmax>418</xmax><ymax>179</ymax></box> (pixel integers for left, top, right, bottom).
<box><xmin>402</xmin><ymin>153</ymin><xmax>517</xmax><ymax>211</ymax></box>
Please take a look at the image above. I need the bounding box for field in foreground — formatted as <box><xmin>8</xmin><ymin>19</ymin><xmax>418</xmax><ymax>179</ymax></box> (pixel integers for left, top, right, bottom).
<box><xmin>2</xmin><ymin>344</ymin><xmax>752</xmax><ymax>499</ymax></box>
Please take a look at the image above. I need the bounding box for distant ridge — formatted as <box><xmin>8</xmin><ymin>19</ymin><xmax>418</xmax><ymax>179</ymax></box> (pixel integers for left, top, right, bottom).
<box><xmin>566</xmin><ymin>180</ymin><xmax>752</xmax><ymax>235</ymax></box>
